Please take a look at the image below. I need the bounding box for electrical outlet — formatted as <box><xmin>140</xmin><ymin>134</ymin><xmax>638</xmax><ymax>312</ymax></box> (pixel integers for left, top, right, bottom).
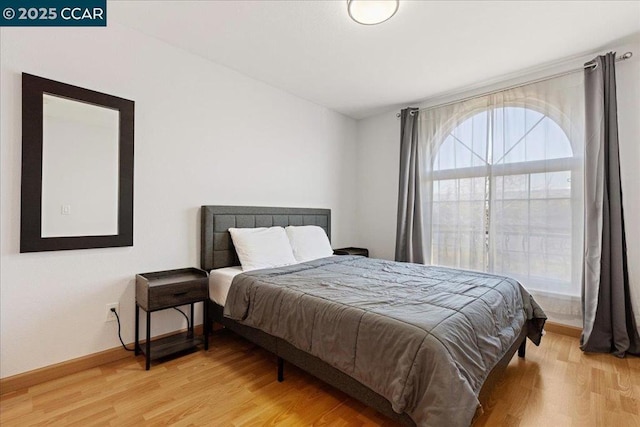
<box><xmin>106</xmin><ymin>303</ymin><xmax>119</xmax><ymax>322</ymax></box>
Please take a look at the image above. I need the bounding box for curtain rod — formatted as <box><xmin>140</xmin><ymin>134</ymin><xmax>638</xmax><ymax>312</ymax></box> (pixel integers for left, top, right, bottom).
<box><xmin>396</xmin><ymin>51</ymin><xmax>633</xmax><ymax>118</ymax></box>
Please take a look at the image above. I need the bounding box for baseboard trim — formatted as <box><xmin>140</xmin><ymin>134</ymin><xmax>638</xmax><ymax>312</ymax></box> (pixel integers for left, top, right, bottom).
<box><xmin>0</xmin><ymin>344</ymin><xmax>131</xmax><ymax>396</ymax></box>
<box><xmin>545</xmin><ymin>321</ymin><xmax>582</xmax><ymax>338</ymax></box>
<box><xmin>0</xmin><ymin>325</ymin><xmax>204</xmax><ymax>395</ymax></box>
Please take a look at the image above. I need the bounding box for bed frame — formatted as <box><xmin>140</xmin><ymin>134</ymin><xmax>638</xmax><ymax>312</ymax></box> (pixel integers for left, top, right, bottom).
<box><xmin>200</xmin><ymin>205</ymin><xmax>527</xmax><ymax>425</ymax></box>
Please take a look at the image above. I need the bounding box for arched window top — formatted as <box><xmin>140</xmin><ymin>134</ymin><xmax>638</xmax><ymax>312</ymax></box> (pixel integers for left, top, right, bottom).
<box><xmin>433</xmin><ymin>107</ymin><xmax>573</xmax><ymax>171</ymax></box>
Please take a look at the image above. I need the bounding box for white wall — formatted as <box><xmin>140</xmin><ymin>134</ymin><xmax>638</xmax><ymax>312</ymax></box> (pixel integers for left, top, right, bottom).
<box><xmin>354</xmin><ymin>112</ymin><xmax>399</xmax><ymax>261</ymax></box>
<box><xmin>0</xmin><ymin>24</ymin><xmax>358</xmax><ymax>378</ymax></box>
<box><xmin>355</xmin><ymin>36</ymin><xmax>640</xmax><ymax>327</ymax></box>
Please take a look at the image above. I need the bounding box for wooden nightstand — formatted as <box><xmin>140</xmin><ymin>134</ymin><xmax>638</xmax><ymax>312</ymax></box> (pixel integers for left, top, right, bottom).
<box><xmin>135</xmin><ymin>268</ymin><xmax>209</xmax><ymax>370</ymax></box>
<box><xmin>333</xmin><ymin>247</ymin><xmax>369</xmax><ymax>257</ymax></box>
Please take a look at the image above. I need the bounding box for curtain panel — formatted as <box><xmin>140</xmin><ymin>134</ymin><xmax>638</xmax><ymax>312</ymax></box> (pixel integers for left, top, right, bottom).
<box><xmin>581</xmin><ymin>53</ymin><xmax>640</xmax><ymax>356</ymax></box>
<box><xmin>395</xmin><ymin>107</ymin><xmax>426</xmax><ymax>263</ymax></box>
<box><xmin>417</xmin><ymin>73</ymin><xmax>585</xmax><ymax>325</ymax></box>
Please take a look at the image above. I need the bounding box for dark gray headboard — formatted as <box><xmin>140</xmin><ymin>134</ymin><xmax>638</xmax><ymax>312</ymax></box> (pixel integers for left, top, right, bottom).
<box><xmin>200</xmin><ymin>205</ymin><xmax>331</xmax><ymax>271</ymax></box>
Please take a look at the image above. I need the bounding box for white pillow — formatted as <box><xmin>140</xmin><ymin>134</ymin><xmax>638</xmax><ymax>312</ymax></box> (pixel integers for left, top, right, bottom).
<box><xmin>229</xmin><ymin>226</ymin><xmax>297</xmax><ymax>271</ymax></box>
<box><xmin>285</xmin><ymin>225</ymin><xmax>333</xmax><ymax>263</ymax></box>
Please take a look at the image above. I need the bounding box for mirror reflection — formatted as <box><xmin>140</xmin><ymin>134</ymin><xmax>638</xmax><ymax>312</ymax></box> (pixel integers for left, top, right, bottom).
<box><xmin>41</xmin><ymin>94</ymin><xmax>120</xmax><ymax>237</ymax></box>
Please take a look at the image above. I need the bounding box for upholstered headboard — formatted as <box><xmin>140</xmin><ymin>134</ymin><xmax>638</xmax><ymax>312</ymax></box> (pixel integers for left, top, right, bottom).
<box><xmin>200</xmin><ymin>205</ymin><xmax>331</xmax><ymax>271</ymax></box>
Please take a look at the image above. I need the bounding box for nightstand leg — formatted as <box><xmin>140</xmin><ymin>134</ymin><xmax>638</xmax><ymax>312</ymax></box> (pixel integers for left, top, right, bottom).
<box><xmin>135</xmin><ymin>304</ymin><xmax>140</xmax><ymax>355</ymax></box>
<box><xmin>145</xmin><ymin>310</ymin><xmax>151</xmax><ymax>370</ymax></box>
<box><xmin>203</xmin><ymin>300</ymin><xmax>209</xmax><ymax>350</ymax></box>
<box><xmin>188</xmin><ymin>303</ymin><xmax>194</xmax><ymax>338</ymax></box>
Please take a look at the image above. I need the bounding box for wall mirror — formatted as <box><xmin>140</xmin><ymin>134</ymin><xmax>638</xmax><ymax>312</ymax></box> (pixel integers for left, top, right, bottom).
<box><xmin>21</xmin><ymin>73</ymin><xmax>134</xmax><ymax>252</ymax></box>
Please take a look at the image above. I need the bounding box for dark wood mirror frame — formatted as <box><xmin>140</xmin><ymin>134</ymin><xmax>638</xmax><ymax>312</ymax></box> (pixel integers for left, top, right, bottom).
<box><xmin>21</xmin><ymin>73</ymin><xmax>134</xmax><ymax>253</ymax></box>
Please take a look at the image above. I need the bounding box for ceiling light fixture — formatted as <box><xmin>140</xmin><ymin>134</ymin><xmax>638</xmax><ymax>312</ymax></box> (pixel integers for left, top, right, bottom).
<box><xmin>347</xmin><ymin>0</ymin><xmax>399</xmax><ymax>25</ymax></box>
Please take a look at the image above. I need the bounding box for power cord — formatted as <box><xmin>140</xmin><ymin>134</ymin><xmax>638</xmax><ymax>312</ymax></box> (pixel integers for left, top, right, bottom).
<box><xmin>112</xmin><ymin>308</ymin><xmax>135</xmax><ymax>352</ymax></box>
<box><xmin>111</xmin><ymin>307</ymin><xmax>192</xmax><ymax>352</ymax></box>
<box><xmin>172</xmin><ymin>307</ymin><xmax>190</xmax><ymax>330</ymax></box>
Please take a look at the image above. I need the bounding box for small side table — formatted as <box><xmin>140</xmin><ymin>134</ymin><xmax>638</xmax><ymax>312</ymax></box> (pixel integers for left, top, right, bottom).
<box><xmin>333</xmin><ymin>247</ymin><xmax>369</xmax><ymax>257</ymax></box>
<box><xmin>135</xmin><ymin>268</ymin><xmax>209</xmax><ymax>370</ymax></box>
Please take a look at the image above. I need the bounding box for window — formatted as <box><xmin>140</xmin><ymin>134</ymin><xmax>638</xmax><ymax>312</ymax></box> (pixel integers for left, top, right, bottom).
<box><xmin>417</xmin><ymin>74</ymin><xmax>585</xmax><ymax>318</ymax></box>
<box><xmin>429</xmin><ymin>105</ymin><xmax>582</xmax><ymax>296</ymax></box>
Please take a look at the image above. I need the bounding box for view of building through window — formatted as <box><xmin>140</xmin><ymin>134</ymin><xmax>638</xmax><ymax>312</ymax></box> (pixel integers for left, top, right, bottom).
<box><xmin>431</xmin><ymin>107</ymin><xmax>578</xmax><ymax>295</ymax></box>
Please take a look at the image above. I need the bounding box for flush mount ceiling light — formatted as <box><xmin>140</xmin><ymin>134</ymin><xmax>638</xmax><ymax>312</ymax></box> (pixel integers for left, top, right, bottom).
<box><xmin>347</xmin><ymin>0</ymin><xmax>399</xmax><ymax>25</ymax></box>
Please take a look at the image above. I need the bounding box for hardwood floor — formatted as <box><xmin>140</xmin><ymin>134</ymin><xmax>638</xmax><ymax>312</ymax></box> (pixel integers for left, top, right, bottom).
<box><xmin>1</xmin><ymin>330</ymin><xmax>638</xmax><ymax>426</ymax></box>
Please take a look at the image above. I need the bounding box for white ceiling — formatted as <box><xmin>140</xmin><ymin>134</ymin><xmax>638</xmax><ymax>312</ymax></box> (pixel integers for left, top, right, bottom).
<box><xmin>109</xmin><ymin>1</ymin><xmax>640</xmax><ymax>119</ymax></box>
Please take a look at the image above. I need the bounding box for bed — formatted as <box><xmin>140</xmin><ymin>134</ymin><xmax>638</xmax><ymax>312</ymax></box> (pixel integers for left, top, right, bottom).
<box><xmin>200</xmin><ymin>205</ymin><xmax>546</xmax><ymax>426</ymax></box>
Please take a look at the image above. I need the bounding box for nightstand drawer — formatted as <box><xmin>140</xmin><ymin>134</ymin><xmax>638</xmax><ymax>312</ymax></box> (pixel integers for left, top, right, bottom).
<box><xmin>136</xmin><ymin>268</ymin><xmax>208</xmax><ymax>311</ymax></box>
<box><xmin>146</xmin><ymin>282</ymin><xmax>208</xmax><ymax>310</ymax></box>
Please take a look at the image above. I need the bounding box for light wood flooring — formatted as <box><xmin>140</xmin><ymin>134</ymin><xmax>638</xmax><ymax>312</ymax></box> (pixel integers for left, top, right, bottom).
<box><xmin>1</xmin><ymin>330</ymin><xmax>639</xmax><ymax>426</ymax></box>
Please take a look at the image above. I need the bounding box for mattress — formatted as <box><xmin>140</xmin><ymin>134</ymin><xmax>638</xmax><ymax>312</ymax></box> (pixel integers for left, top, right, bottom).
<box><xmin>208</xmin><ymin>266</ymin><xmax>243</xmax><ymax>306</ymax></box>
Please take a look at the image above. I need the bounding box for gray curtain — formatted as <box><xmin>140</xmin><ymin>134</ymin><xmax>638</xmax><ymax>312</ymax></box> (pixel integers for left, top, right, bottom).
<box><xmin>395</xmin><ymin>107</ymin><xmax>425</xmax><ymax>263</ymax></box>
<box><xmin>581</xmin><ymin>53</ymin><xmax>640</xmax><ymax>357</ymax></box>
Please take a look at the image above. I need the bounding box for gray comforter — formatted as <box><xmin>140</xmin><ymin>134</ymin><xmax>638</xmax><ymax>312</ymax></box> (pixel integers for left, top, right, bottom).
<box><xmin>224</xmin><ymin>256</ymin><xmax>546</xmax><ymax>426</ymax></box>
